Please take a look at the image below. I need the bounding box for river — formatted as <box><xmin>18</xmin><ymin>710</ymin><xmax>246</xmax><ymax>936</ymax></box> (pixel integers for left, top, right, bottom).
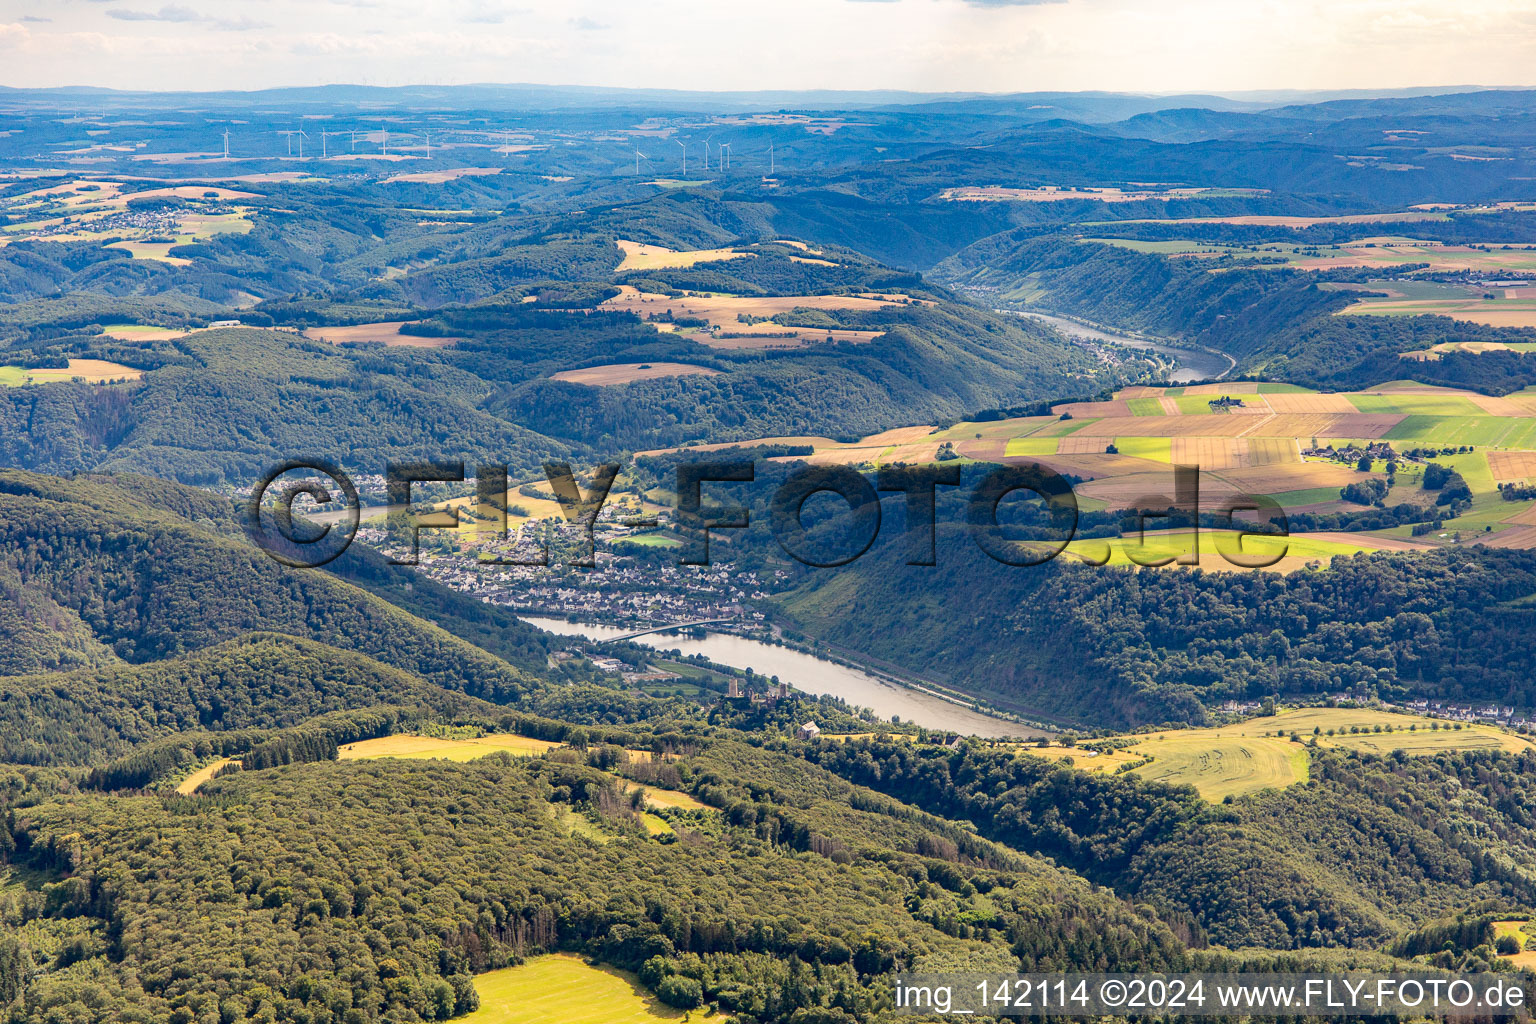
<box><xmin>1013</xmin><ymin>310</ymin><xmax>1235</xmax><ymax>384</ymax></box>
<box><xmin>519</xmin><ymin>616</ymin><xmax>1037</xmax><ymax>738</ymax></box>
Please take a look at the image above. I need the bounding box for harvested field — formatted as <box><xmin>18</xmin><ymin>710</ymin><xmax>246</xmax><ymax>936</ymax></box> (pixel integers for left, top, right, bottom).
<box><xmin>550</xmin><ymin>362</ymin><xmax>721</xmax><ymax>386</ymax></box>
<box><xmin>338</xmin><ymin>733</ymin><xmax>563</xmax><ymax>761</ymax></box>
<box><xmin>1263</xmin><ymin>393</ymin><xmax>1361</xmax><ymax>414</ymax></box>
<box><xmin>1053</xmin><ymin>399</ymin><xmax>1130</xmax><ymax>418</ymax></box>
<box><xmin>303</xmin><ymin>321</ymin><xmax>463</xmax><ymax>348</ymax></box>
<box><xmin>17</xmin><ymin>359</ymin><xmax>144</xmax><ymax>384</ymax></box>
<box><xmin>1171</xmin><ymin>436</ymin><xmax>1245</xmax><ymax>470</ymax></box>
<box><xmin>1247</xmin><ymin>437</ymin><xmax>1300</xmax><ymax>466</ymax></box>
<box><xmin>1218</xmin><ymin>462</ymin><xmax>1364</xmax><ymax>494</ymax></box>
<box><xmin>1489</xmin><ymin>450</ymin><xmax>1536</xmax><ymax>483</ymax></box>
<box><xmin>100</xmin><ymin>324</ymin><xmax>189</xmax><ymax>341</ymax></box>
<box><xmin>1181</xmin><ymin>382</ymin><xmax>1264</xmax><ymax>395</ymax></box>
<box><xmin>614</xmin><ymin>239</ymin><xmax>750</xmax><ymax>271</ymax></box>
<box><xmin>1248</xmin><ymin>413</ymin><xmax>1406</xmax><ymax>439</ymax></box>
<box><xmin>601</xmin><ymin>285</ymin><xmax>905</xmax><ymax>350</ymax></box>
<box><xmin>692</xmin><ymin>327</ymin><xmax>882</xmax><ymax>350</ymax></box>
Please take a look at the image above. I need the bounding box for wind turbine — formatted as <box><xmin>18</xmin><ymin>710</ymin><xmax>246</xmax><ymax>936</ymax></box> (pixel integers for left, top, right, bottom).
<box><xmin>277</xmin><ymin>129</ymin><xmax>296</xmax><ymax>157</ymax></box>
<box><xmin>719</xmin><ymin>142</ymin><xmax>731</xmax><ymax>171</ymax></box>
<box><xmin>380</xmin><ymin>128</ymin><xmax>388</xmax><ymax>157</ymax></box>
<box><xmin>675</xmin><ymin>139</ymin><xmax>687</xmax><ymax>177</ymax></box>
<box><xmin>320</xmin><ymin>129</ymin><xmax>328</xmax><ymax>158</ymax></box>
<box><xmin>221</xmin><ymin>129</ymin><xmax>230</xmax><ymax>159</ymax></box>
<box><xmin>634</xmin><ymin>146</ymin><xmax>647</xmax><ymax>174</ymax></box>
<box><xmin>769</xmin><ymin>141</ymin><xmax>775</xmax><ymax>175</ymax></box>
<box><xmin>296</xmin><ymin>127</ymin><xmax>308</xmax><ymax>159</ymax></box>
<box><xmin>423</xmin><ymin>130</ymin><xmax>432</xmax><ymax>158</ymax></box>
<box><xmin>703</xmin><ymin>135</ymin><xmax>712</xmax><ymax>172</ymax></box>
<box><xmin>350</xmin><ymin>130</ymin><xmax>357</xmax><ymax>152</ymax></box>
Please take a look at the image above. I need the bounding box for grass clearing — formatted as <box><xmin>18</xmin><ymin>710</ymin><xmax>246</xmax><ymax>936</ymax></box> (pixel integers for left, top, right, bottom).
<box><xmin>460</xmin><ymin>954</ymin><xmax>683</xmax><ymax>1024</ymax></box>
<box><xmin>338</xmin><ymin>734</ymin><xmax>563</xmax><ymax>761</ymax></box>
<box><xmin>618</xmin><ymin>779</ymin><xmax>710</xmax><ymax>812</ymax></box>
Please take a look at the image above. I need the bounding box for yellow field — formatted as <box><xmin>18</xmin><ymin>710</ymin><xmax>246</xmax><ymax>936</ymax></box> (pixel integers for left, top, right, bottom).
<box><xmin>0</xmin><ymin>359</ymin><xmax>144</xmax><ymax>385</ymax></box>
<box><xmin>615</xmin><ymin>238</ymin><xmax>749</xmax><ymax>271</ymax></box>
<box><xmin>460</xmin><ymin>955</ymin><xmax>683</xmax><ymax>1024</ymax></box>
<box><xmin>100</xmin><ymin>324</ymin><xmax>190</xmax><ymax>341</ymax></box>
<box><xmin>618</xmin><ymin>779</ymin><xmax>709</xmax><ymax>812</ymax></box>
<box><xmin>550</xmin><ymin>362</ymin><xmax>721</xmax><ymax>386</ymax></box>
<box><xmin>1026</xmin><ymin>708</ymin><xmax>1533</xmax><ymax>801</ymax></box>
<box><xmin>175</xmin><ymin>757</ymin><xmax>237</xmax><ymax>795</ymax></box>
<box><xmin>337</xmin><ymin>734</ymin><xmax>563</xmax><ymax>761</ymax></box>
<box><xmin>105</xmin><ymin>240</ymin><xmax>192</xmax><ymax>265</ymax></box>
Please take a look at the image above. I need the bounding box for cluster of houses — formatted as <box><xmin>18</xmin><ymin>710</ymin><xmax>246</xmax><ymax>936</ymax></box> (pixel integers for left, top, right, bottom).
<box><xmin>1302</xmin><ymin>441</ymin><xmax>1403</xmax><ymax>464</ymax></box>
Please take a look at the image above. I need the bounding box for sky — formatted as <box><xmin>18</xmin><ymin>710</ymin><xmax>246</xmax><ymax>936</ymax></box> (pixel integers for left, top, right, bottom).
<box><xmin>0</xmin><ymin>0</ymin><xmax>1533</xmax><ymax>95</ymax></box>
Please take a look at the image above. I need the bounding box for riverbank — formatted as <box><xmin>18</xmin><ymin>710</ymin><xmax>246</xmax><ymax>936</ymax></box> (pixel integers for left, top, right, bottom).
<box><xmin>1008</xmin><ymin>308</ymin><xmax>1237</xmax><ymax>383</ymax></box>
<box><xmin>519</xmin><ymin>614</ymin><xmax>1043</xmax><ymax>738</ymax></box>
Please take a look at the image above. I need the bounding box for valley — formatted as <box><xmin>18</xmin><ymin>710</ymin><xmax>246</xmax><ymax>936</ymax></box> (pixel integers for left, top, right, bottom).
<box><xmin>3</xmin><ymin>76</ymin><xmax>1536</xmax><ymax>1024</ymax></box>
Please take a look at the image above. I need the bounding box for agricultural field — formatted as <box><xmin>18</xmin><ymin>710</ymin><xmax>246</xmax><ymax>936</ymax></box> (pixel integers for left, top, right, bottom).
<box><xmin>337</xmin><ymin>733</ymin><xmax>563</xmax><ymax>761</ymax></box>
<box><xmin>614</xmin><ymin>238</ymin><xmax>749</xmax><ymax>271</ymax></box>
<box><xmin>460</xmin><ymin>955</ymin><xmax>683</xmax><ymax>1024</ymax></box>
<box><xmin>601</xmin><ymin>285</ymin><xmax>901</xmax><ymax>349</ymax></box>
<box><xmin>1025</xmin><ymin>708</ymin><xmax>1533</xmax><ymax>801</ymax></box>
<box><xmin>550</xmin><ymin>362</ymin><xmax>721</xmax><ymax>386</ymax></box>
<box><xmin>1053</xmin><ymin>529</ymin><xmax>1431</xmax><ymax>573</ymax></box>
<box><xmin>1494</xmin><ymin>922</ymin><xmax>1536</xmax><ymax>969</ymax></box>
<box><xmin>683</xmin><ymin>380</ymin><xmax>1536</xmax><ymax>569</ymax></box>
<box><xmin>0</xmin><ymin>359</ymin><xmax>144</xmax><ymax>385</ymax></box>
<box><xmin>303</xmin><ymin>321</ymin><xmax>464</xmax><ymax>348</ymax></box>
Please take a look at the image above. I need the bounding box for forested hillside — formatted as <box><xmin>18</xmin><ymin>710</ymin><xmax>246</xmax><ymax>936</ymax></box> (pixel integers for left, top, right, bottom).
<box><xmin>778</xmin><ymin>525</ymin><xmax>1536</xmax><ymax>726</ymax></box>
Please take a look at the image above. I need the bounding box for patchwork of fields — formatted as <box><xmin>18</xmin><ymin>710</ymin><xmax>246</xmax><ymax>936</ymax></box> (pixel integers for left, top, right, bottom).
<box><xmin>1025</xmin><ymin>708</ymin><xmax>1534</xmax><ymax>801</ymax></box>
<box><xmin>602</xmin><ymin>284</ymin><xmax>901</xmax><ymax>349</ymax></box>
<box><xmin>653</xmin><ymin>380</ymin><xmax>1536</xmax><ymax>570</ymax></box>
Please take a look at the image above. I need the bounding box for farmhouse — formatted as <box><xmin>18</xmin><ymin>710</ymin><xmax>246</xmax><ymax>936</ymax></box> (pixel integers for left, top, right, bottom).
<box><xmin>797</xmin><ymin>722</ymin><xmax>821</xmax><ymax>741</ymax></box>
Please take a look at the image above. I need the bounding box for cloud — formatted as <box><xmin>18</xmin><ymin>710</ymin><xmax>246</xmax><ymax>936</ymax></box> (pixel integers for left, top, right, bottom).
<box><xmin>568</xmin><ymin>16</ymin><xmax>607</xmax><ymax>31</ymax></box>
<box><xmin>20</xmin><ymin>14</ymin><xmax>52</xmax><ymax>21</ymax></box>
<box><xmin>0</xmin><ymin>22</ymin><xmax>29</xmax><ymax>47</ymax></box>
<box><xmin>210</xmin><ymin>16</ymin><xmax>269</xmax><ymax>31</ymax></box>
<box><xmin>107</xmin><ymin>4</ymin><xmax>202</xmax><ymax>22</ymax></box>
